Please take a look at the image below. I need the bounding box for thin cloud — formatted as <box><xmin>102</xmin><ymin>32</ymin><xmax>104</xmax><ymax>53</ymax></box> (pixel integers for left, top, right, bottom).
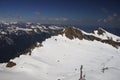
<box><xmin>100</xmin><ymin>8</ymin><xmax>120</xmax><ymax>26</ymax></box>
<box><xmin>37</xmin><ymin>17</ymin><xmax>69</xmax><ymax>24</ymax></box>
<box><xmin>98</xmin><ymin>13</ymin><xmax>120</xmax><ymax>23</ymax></box>
<box><xmin>101</xmin><ymin>8</ymin><xmax>109</xmax><ymax>14</ymax></box>
<box><xmin>41</xmin><ymin>17</ymin><xmax>68</xmax><ymax>22</ymax></box>
<box><xmin>113</xmin><ymin>13</ymin><xmax>117</xmax><ymax>17</ymax></box>
<box><xmin>35</xmin><ymin>12</ymin><xmax>40</xmax><ymax>16</ymax></box>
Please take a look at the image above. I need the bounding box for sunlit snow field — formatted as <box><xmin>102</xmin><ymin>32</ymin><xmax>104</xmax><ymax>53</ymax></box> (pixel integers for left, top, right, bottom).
<box><xmin>0</xmin><ymin>35</ymin><xmax>120</xmax><ymax>80</ymax></box>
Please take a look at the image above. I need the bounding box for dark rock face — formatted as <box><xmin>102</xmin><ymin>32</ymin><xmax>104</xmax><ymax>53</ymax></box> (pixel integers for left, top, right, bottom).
<box><xmin>61</xmin><ymin>27</ymin><xmax>84</xmax><ymax>40</ymax></box>
<box><xmin>83</xmin><ymin>35</ymin><xmax>101</xmax><ymax>41</ymax></box>
<box><xmin>0</xmin><ymin>36</ymin><xmax>14</xmax><ymax>48</ymax></box>
<box><xmin>6</xmin><ymin>61</ymin><xmax>16</xmax><ymax>68</ymax></box>
<box><xmin>61</xmin><ymin>27</ymin><xmax>101</xmax><ymax>41</ymax></box>
<box><xmin>97</xmin><ymin>28</ymin><xmax>105</xmax><ymax>35</ymax></box>
<box><xmin>102</xmin><ymin>40</ymin><xmax>120</xmax><ymax>48</ymax></box>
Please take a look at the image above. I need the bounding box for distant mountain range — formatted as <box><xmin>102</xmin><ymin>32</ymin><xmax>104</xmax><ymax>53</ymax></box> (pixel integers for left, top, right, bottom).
<box><xmin>0</xmin><ymin>22</ymin><xmax>120</xmax><ymax>63</ymax></box>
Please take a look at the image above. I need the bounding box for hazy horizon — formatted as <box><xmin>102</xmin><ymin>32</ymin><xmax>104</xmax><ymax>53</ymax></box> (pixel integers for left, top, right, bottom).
<box><xmin>0</xmin><ymin>0</ymin><xmax>120</xmax><ymax>28</ymax></box>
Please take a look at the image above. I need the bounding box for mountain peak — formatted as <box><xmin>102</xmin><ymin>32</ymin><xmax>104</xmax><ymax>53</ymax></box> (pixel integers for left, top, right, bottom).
<box><xmin>61</xmin><ymin>27</ymin><xmax>84</xmax><ymax>40</ymax></box>
<box><xmin>96</xmin><ymin>27</ymin><xmax>106</xmax><ymax>35</ymax></box>
<box><xmin>60</xmin><ymin>27</ymin><xmax>120</xmax><ymax>48</ymax></box>
<box><xmin>93</xmin><ymin>27</ymin><xmax>120</xmax><ymax>42</ymax></box>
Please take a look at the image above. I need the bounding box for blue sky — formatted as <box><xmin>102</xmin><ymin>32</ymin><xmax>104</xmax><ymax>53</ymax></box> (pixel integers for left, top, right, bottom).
<box><xmin>0</xmin><ymin>0</ymin><xmax>120</xmax><ymax>27</ymax></box>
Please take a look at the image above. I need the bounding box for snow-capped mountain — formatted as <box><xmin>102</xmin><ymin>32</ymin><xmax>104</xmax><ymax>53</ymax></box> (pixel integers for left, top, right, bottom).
<box><xmin>93</xmin><ymin>28</ymin><xmax>120</xmax><ymax>42</ymax></box>
<box><xmin>0</xmin><ymin>22</ymin><xmax>120</xmax><ymax>80</ymax></box>
<box><xmin>0</xmin><ymin>22</ymin><xmax>63</xmax><ymax>63</ymax></box>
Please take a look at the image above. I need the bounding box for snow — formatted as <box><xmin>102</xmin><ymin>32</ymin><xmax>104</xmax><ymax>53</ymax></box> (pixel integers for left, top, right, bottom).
<box><xmin>49</xmin><ymin>25</ymin><xmax>63</xmax><ymax>30</ymax></box>
<box><xmin>9</xmin><ymin>22</ymin><xmax>18</xmax><ymax>24</ymax></box>
<box><xmin>15</xmin><ymin>27</ymin><xmax>32</xmax><ymax>32</ymax></box>
<box><xmin>0</xmin><ymin>35</ymin><xmax>120</xmax><ymax>80</ymax></box>
<box><xmin>0</xmin><ymin>31</ymin><xmax>7</xmax><ymax>35</ymax></box>
<box><xmin>27</xmin><ymin>22</ymin><xmax>32</xmax><ymax>25</ymax></box>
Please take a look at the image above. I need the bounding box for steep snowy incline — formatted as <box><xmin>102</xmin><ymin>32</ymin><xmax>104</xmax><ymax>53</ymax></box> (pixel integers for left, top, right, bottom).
<box><xmin>0</xmin><ymin>34</ymin><xmax>120</xmax><ymax>80</ymax></box>
<box><xmin>93</xmin><ymin>28</ymin><xmax>120</xmax><ymax>42</ymax></box>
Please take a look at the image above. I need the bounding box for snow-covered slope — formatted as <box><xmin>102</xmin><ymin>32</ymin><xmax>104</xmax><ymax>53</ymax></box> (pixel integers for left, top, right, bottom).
<box><xmin>93</xmin><ymin>28</ymin><xmax>120</xmax><ymax>42</ymax></box>
<box><xmin>0</xmin><ymin>33</ymin><xmax>120</xmax><ymax>80</ymax></box>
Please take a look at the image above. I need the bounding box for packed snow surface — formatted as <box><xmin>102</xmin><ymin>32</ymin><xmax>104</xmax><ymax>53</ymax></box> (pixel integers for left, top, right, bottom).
<box><xmin>0</xmin><ymin>35</ymin><xmax>120</xmax><ymax>80</ymax></box>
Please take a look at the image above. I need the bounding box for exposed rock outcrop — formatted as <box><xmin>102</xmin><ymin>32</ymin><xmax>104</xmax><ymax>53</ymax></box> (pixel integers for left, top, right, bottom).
<box><xmin>61</xmin><ymin>27</ymin><xmax>120</xmax><ymax>48</ymax></box>
<box><xmin>97</xmin><ymin>28</ymin><xmax>106</xmax><ymax>35</ymax></box>
<box><xmin>61</xmin><ymin>27</ymin><xmax>84</xmax><ymax>40</ymax></box>
<box><xmin>6</xmin><ymin>61</ymin><xmax>16</xmax><ymax>68</ymax></box>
